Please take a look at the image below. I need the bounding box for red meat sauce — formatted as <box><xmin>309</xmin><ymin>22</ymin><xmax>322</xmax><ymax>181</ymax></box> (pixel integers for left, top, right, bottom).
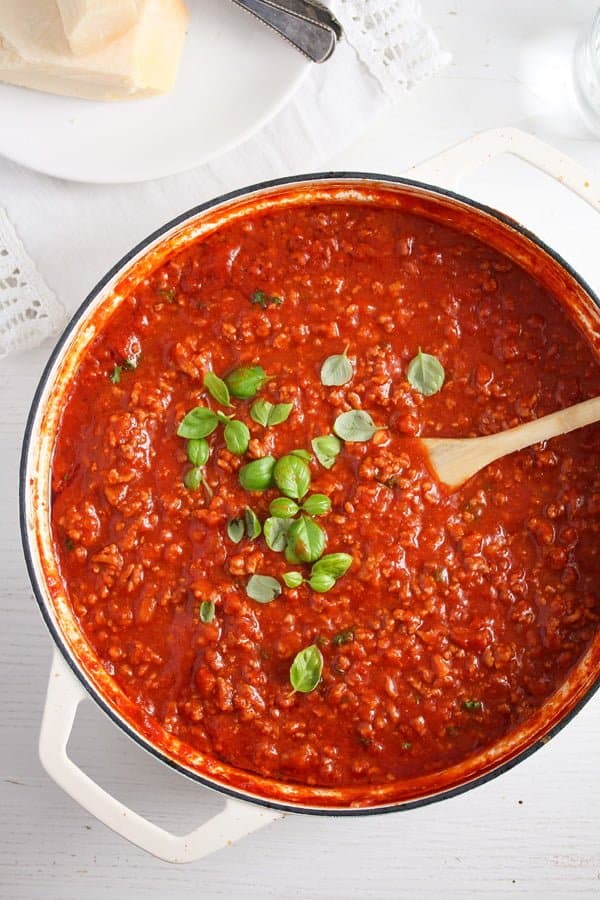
<box><xmin>51</xmin><ymin>203</ymin><xmax>600</xmax><ymax>788</ymax></box>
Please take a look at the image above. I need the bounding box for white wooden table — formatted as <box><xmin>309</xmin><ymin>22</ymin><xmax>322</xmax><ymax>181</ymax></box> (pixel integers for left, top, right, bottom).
<box><xmin>2</xmin><ymin>1</ymin><xmax>600</xmax><ymax>896</ymax></box>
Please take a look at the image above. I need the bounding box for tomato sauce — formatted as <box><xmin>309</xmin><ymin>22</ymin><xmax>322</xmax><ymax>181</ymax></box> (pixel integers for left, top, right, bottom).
<box><xmin>51</xmin><ymin>203</ymin><xmax>600</xmax><ymax>788</ymax></box>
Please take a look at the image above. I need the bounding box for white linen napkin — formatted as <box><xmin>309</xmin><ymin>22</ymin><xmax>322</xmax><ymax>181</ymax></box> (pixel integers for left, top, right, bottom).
<box><xmin>0</xmin><ymin>0</ymin><xmax>449</xmax><ymax>358</ymax></box>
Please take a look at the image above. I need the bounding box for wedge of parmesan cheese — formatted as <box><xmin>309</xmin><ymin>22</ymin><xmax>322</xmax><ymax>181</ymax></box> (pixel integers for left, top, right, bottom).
<box><xmin>57</xmin><ymin>0</ymin><xmax>139</xmax><ymax>56</ymax></box>
<box><xmin>0</xmin><ymin>0</ymin><xmax>189</xmax><ymax>101</ymax></box>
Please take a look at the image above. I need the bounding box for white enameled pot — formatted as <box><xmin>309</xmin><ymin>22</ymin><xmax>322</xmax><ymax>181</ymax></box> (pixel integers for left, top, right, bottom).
<box><xmin>20</xmin><ymin>129</ymin><xmax>600</xmax><ymax>862</ymax></box>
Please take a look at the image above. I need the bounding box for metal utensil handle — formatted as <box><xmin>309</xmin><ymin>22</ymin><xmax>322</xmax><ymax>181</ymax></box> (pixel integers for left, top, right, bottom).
<box><xmin>406</xmin><ymin>126</ymin><xmax>600</xmax><ymax>212</ymax></box>
<box><xmin>39</xmin><ymin>649</ymin><xmax>282</xmax><ymax>864</ymax></box>
<box><xmin>232</xmin><ymin>0</ymin><xmax>341</xmax><ymax>62</ymax></box>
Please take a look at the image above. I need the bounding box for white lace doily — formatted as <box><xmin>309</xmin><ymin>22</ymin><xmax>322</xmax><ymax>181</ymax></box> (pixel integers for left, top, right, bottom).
<box><xmin>335</xmin><ymin>0</ymin><xmax>451</xmax><ymax>93</ymax></box>
<box><xmin>0</xmin><ymin>209</ymin><xmax>65</xmax><ymax>359</ymax></box>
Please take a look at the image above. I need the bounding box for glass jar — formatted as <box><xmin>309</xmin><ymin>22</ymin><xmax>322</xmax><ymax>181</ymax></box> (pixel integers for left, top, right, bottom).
<box><xmin>574</xmin><ymin>8</ymin><xmax>600</xmax><ymax>135</ymax></box>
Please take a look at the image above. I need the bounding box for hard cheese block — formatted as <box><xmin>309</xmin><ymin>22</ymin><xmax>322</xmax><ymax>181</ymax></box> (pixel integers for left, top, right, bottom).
<box><xmin>57</xmin><ymin>0</ymin><xmax>139</xmax><ymax>56</ymax></box>
<box><xmin>0</xmin><ymin>0</ymin><xmax>189</xmax><ymax>101</ymax></box>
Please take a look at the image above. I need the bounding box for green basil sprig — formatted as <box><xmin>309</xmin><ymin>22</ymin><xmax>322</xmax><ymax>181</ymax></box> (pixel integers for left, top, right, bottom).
<box><xmin>269</xmin><ymin>494</ymin><xmax>330</xmax><ymax>519</ymax></box>
<box><xmin>204</xmin><ymin>371</ymin><xmax>232</xmax><ymax>407</ymax></box>
<box><xmin>407</xmin><ymin>349</ymin><xmax>445</xmax><ymax>396</ymax></box>
<box><xmin>246</xmin><ymin>574</ymin><xmax>282</xmax><ymax>604</ymax></box>
<box><xmin>311</xmin><ymin>434</ymin><xmax>342</xmax><ymax>469</ymax></box>
<box><xmin>290</xmin><ymin>645</ymin><xmax>323</xmax><ymax>693</ymax></box>
<box><xmin>225</xmin><ymin>366</ymin><xmax>269</xmax><ymax>399</ymax></box>
<box><xmin>283</xmin><ymin>552</ymin><xmax>353</xmax><ymax>593</ymax></box>
<box><xmin>320</xmin><ymin>347</ymin><xmax>353</xmax><ymax>387</ymax></box>
<box><xmin>250</xmin><ymin>398</ymin><xmax>294</xmax><ymax>427</ymax></box>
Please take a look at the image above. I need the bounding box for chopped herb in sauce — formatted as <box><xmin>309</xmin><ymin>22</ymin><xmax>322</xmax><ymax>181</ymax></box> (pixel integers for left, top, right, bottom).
<box><xmin>463</xmin><ymin>700</ymin><xmax>483</xmax><ymax>712</ymax></box>
<box><xmin>332</xmin><ymin>628</ymin><xmax>354</xmax><ymax>646</ymax></box>
<box><xmin>251</xmin><ymin>290</ymin><xmax>283</xmax><ymax>309</ymax></box>
<box><xmin>109</xmin><ymin>364</ymin><xmax>122</xmax><ymax>384</ymax></box>
<box><xmin>199</xmin><ymin>600</ymin><xmax>215</xmax><ymax>623</ymax></box>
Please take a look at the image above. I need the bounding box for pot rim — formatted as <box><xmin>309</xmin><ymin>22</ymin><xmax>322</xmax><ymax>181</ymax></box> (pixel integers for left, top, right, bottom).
<box><xmin>19</xmin><ymin>170</ymin><xmax>600</xmax><ymax>816</ymax></box>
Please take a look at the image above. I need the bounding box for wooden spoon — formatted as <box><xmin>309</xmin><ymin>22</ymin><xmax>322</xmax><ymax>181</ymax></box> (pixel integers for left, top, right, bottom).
<box><xmin>421</xmin><ymin>396</ymin><xmax>600</xmax><ymax>490</ymax></box>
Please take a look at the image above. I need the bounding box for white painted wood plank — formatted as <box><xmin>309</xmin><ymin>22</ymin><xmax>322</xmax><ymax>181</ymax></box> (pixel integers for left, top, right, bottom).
<box><xmin>1</xmin><ymin>0</ymin><xmax>600</xmax><ymax>896</ymax></box>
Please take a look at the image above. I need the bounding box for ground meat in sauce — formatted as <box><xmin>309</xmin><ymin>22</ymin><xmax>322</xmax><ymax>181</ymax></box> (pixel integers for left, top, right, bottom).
<box><xmin>51</xmin><ymin>203</ymin><xmax>600</xmax><ymax>788</ymax></box>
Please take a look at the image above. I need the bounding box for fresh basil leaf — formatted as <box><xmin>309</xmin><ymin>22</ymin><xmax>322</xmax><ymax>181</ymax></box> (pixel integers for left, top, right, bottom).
<box><xmin>224</xmin><ymin>420</ymin><xmax>250</xmax><ymax>455</ymax></box>
<box><xmin>311</xmin><ymin>552</ymin><xmax>353</xmax><ymax>580</ymax></box>
<box><xmin>177</xmin><ymin>407</ymin><xmax>219</xmax><ymax>439</ymax></box>
<box><xmin>273</xmin><ymin>455</ymin><xmax>311</xmax><ymax>501</ymax></box>
<box><xmin>204</xmin><ymin>371</ymin><xmax>232</xmax><ymax>407</ymax></box>
<box><xmin>199</xmin><ymin>600</ymin><xmax>215</xmax><ymax>623</ymax></box>
<box><xmin>333</xmin><ymin>410</ymin><xmax>380</xmax><ymax>443</ymax></box>
<box><xmin>244</xmin><ymin>506</ymin><xmax>262</xmax><ymax>540</ymax></box>
<box><xmin>407</xmin><ymin>349</ymin><xmax>445</xmax><ymax>397</ymax></box>
<box><xmin>287</xmin><ymin>515</ymin><xmax>326</xmax><ymax>563</ymax></box>
<box><xmin>250</xmin><ymin>398</ymin><xmax>271</xmax><ymax>426</ymax></box>
<box><xmin>320</xmin><ymin>347</ymin><xmax>353</xmax><ymax>387</ymax></box>
<box><xmin>217</xmin><ymin>411</ymin><xmax>233</xmax><ymax>424</ymax></box>
<box><xmin>109</xmin><ymin>364</ymin><xmax>122</xmax><ymax>384</ymax></box>
<box><xmin>264</xmin><ymin>516</ymin><xmax>293</xmax><ymax>552</ymax></box>
<box><xmin>302</xmin><ymin>494</ymin><xmax>331</xmax><ymax>517</ymax></box>
<box><xmin>290</xmin><ymin>644</ymin><xmax>323</xmax><ymax>693</ymax></box>
<box><xmin>284</xmin><ymin>542</ymin><xmax>300</xmax><ymax>564</ymax></box>
<box><xmin>187</xmin><ymin>438</ymin><xmax>209</xmax><ymax>467</ymax></box>
<box><xmin>268</xmin><ymin>403</ymin><xmax>294</xmax><ymax>426</ymax></box>
<box><xmin>311</xmin><ymin>434</ymin><xmax>342</xmax><ymax>469</ymax></box>
<box><xmin>183</xmin><ymin>467</ymin><xmax>203</xmax><ymax>491</ymax></box>
<box><xmin>225</xmin><ymin>366</ymin><xmax>268</xmax><ymax>399</ymax></box>
<box><xmin>283</xmin><ymin>571</ymin><xmax>304</xmax><ymax>589</ymax></box>
<box><xmin>308</xmin><ymin>573</ymin><xmax>336</xmax><ymax>593</ymax></box>
<box><xmin>227</xmin><ymin>518</ymin><xmax>244</xmax><ymax>543</ymax></box>
<box><xmin>290</xmin><ymin>449</ymin><xmax>312</xmax><ymax>461</ymax></box>
<box><xmin>269</xmin><ymin>497</ymin><xmax>299</xmax><ymax>518</ymax></box>
<box><xmin>250</xmin><ymin>398</ymin><xmax>293</xmax><ymax>427</ymax></box>
<box><xmin>239</xmin><ymin>456</ymin><xmax>277</xmax><ymax>491</ymax></box>
<box><xmin>246</xmin><ymin>574</ymin><xmax>282</xmax><ymax>604</ymax></box>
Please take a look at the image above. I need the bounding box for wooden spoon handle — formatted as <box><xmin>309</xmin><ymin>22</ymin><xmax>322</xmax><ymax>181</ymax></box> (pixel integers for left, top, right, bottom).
<box><xmin>422</xmin><ymin>396</ymin><xmax>600</xmax><ymax>490</ymax></box>
<box><xmin>482</xmin><ymin>395</ymin><xmax>600</xmax><ymax>457</ymax></box>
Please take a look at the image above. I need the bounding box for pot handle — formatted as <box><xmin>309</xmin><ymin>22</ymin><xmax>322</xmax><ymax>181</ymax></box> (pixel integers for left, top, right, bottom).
<box><xmin>39</xmin><ymin>649</ymin><xmax>283</xmax><ymax>864</ymax></box>
<box><xmin>406</xmin><ymin>126</ymin><xmax>600</xmax><ymax>212</ymax></box>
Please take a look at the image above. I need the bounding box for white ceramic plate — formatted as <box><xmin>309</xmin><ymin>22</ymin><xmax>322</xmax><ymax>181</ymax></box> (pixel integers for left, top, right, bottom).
<box><xmin>0</xmin><ymin>1</ymin><xmax>309</xmax><ymax>184</ymax></box>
